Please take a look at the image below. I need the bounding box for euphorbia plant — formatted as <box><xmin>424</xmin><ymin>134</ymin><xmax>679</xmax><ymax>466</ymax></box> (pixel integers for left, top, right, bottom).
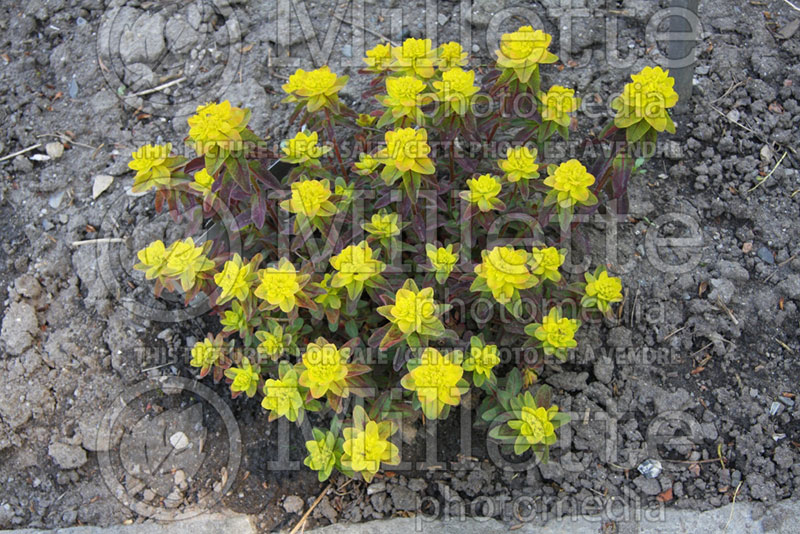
<box><xmin>130</xmin><ymin>25</ymin><xmax>677</xmax><ymax>480</ymax></box>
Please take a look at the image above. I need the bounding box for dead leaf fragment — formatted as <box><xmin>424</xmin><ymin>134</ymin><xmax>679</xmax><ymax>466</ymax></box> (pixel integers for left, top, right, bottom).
<box><xmin>657</xmin><ymin>487</ymin><xmax>673</xmax><ymax>503</ymax></box>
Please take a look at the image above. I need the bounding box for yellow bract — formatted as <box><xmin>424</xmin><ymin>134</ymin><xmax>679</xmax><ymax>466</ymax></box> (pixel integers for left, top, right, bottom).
<box><xmin>190</xmin><ymin>338</ymin><xmax>223</xmax><ymax>370</ymax></box>
<box><xmin>461</xmin><ymin>174</ymin><xmax>503</xmax><ymax>212</ymax></box>
<box><xmin>426</xmin><ymin>243</ymin><xmax>458</xmax><ymax>283</ymax></box>
<box><xmin>363</xmin><ymin>43</ymin><xmax>392</xmax><ymax>72</ymax></box>
<box><xmin>391</xmin><ymin>37</ymin><xmax>435</xmax><ymax>78</ymax></box>
<box><xmin>255</xmin><ymin>328</ymin><xmax>285</xmax><ymax>359</ymax></box>
<box><xmin>526</xmin><ymin>307</ymin><xmax>580</xmax><ymax>359</ymax></box>
<box><xmin>190</xmin><ymin>167</ymin><xmax>215</xmax><ymax>196</ymax></box>
<box><xmin>281</xmin><ymin>66</ymin><xmax>348</xmax><ymax>112</ymax></box>
<box><xmin>187</xmin><ymin>100</ymin><xmax>249</xmax><ymax>156</ymax></box>
<box><xmin>495</xmin><ymin>26</ymin><xmax>558</xmax><ymax>83</ymax></box>
<box><xmin>463</xmin><ymin>337</ymin><xmax>500</xmax><ymax>387</ymax></box>
<box><xmin>499</xmin><ymin>146</ymin><xmax>539</xmax><ymax>183</ymax></box>
<box><xmin>539</xmin><ymin>85</ymin><xmax>580</xmax><ymax>128</ymax></box>
<box><xmin>530</xmin><ymin>247</ymin><xmax>566</xmax><ymax>283</ymax></box>
<box><xmin>164</xmin><ymin>238</ymin><xmax>215</xmax><ymax>292</ymax></box>
<box><xmin>437</xmin><ymin>41</ymin><xmax>468</xmax><ymax>70</ymax></box>
<box><xmin>473</xmin><ymin>246</ymin><xmax>537</xmax><ymax>304</ymax></box>
<box><xmin>377</xmin><ymin>127</ymin><xmax>435</xmax><ymax>184</ymax></box>
<box><xmin>543</xmin><ymin>159</ymin><xmax>596</xmax><ymax>209</ymax></box>
<box><xmin>280</xmin><ymin>179</ymin><xmax>337</xmax><ymax>219</ymax></box>
<box><xmin>388</xmin><ymin>284</ymin><xmax>438</xmax><ymax>336</ymax></box>
<box><xmin>400</xmin><ymin>347</ymin><xmax>467</xmax><ymax>419</ymax></box>
<box><xmin>509</xmin><ymin>404</ymin><xmax>558</xmax><ymax>452</ymax></box>
<box><xmin>341</xmin><ymin>414</ymin><xmax>400</xmax><ymax>482</ymax></box>
<box><xmin>583</xmin><ymin>269</ymin><xmax>623</xmax><ymax>312</ymax></box>
<box><xmin>380</xmin><ymin>75</ymin><xmax>427</xmax><ymax>121</ymax></box>
<box><xmin>214</xmin><ymin>253</ymin><xmax>253</xmax><ymax>304</ymax></box>
<box><xmin>135</xmin><ymin>240</ymin><xmax>170</xmax><ymax>280</ymax></box>
<box><xmin>225</xmin><ymin>357</ymin><xmax>261</xmax><ymax>398</ymax></box>
<box><xmin>254</xmin><ymin>258</ymin><xmax>303</xmax><ymax>313</ymax></box>
<box><xmin>298</xmin><ymin>340</ymin><xmax>351</xmax><ymax>399</ymax></box>
<box><xmin>432</xmin><ymin>67</ymin><xmax>479</xmax><ymax>115</ymax></box>
<box><xmin>363</xmin><ymin>212</ymin><xmax>400</xmax><ymax>240</ymax></box>
<box><xmin>128</xmin><ymin>143</ymin><xmax>173</xmax><ymax>192</ymax></box>
<box><xmin>262</xmin><ymin>366</ymin><xmax>304</xmax><ymax>422</ymax></box>
<box><xmin>613</xmin><ymin>66</ymin><xmax>678</xmax><ymax>133</ymax></box>
<box><xmin>281</xmin><ymin>130</ymin><xmax>331</xmax><ymax>166</ymax></box>
<box><xmin>329</xmin><ymin>241</ymin><xmax>386</xmax><ymax>300</ymax></box>
<box><xmin>354</xmin><ymin>153</ymin><xmax>380</xmax><ymax>175</ymax></box>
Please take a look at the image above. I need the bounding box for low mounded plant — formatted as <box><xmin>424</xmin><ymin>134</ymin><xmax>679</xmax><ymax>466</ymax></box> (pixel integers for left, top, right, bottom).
<box><xmin>130</xmin><ymin>25</ymin><xmax>677</xmax><ymax>482</ymax></box>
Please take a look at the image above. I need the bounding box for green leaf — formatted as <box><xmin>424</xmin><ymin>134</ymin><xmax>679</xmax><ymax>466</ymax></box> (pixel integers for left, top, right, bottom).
<box><xmin>344</xmin><ymin>319</ymin><xmax>359</xmax><ymax>340</ymax></box>
<box><xmin>506</xmin><ymin>368</ymin><xmax>522</xmax><ymax>396</ymax></box>
<box><xmin>626</xmin><ymin>119</ymin><xmax>650</xmax><ymax>144</ymax></box>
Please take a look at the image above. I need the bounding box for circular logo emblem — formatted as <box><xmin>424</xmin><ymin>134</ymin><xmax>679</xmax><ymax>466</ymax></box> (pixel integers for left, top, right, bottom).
<box><xmin>97</xmin><ymin>376</ymin><xmax>242</xmax><ymax>521</ymax></box>
<box><xmin>97</xmin><ymin>0</ymin><xmax>243</xmax><ymax>118</ymax></box>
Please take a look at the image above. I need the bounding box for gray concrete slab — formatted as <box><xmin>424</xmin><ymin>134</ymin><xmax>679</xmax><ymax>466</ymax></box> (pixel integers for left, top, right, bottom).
<box><xmin>0</xmin><ymin>513</ymin><xmax>256</xmax><ymax>534</ymax></box>
<box><xmin>306</xmin><ymin>499</ymin><xmax>800</xmax><ymax>534</ymax></box>
<box><xmin>2</xmin><ymin>500</ymin><xmax>797</xmax><ymax>534</ymax></box>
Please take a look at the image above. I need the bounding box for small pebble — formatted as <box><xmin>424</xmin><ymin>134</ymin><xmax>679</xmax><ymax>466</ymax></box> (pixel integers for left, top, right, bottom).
<box><xmin>638</xmin><ymin>459</ymin><xmax>662</xmax><ymax>479</ymax></box>
<box><xmin>169</xmin><ymin>432</ymin><xmax>189</xmax><ymax>450</ymax></box>
<box><xmin>757</xmin><ymin>246</ymin><xmax>775</xmax><ymax>265</ymax></box>
<box><xmin>68</xmin><ymin>79</ymin><xmax>78</xmax><ymax>98</ymax></box>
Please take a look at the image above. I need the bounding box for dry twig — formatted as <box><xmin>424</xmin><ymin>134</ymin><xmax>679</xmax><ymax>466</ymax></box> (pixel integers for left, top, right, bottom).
<box><xmin>290</xmin><ymin>483</ymin><xmax>332</xmax><ymax>534</ymax></box>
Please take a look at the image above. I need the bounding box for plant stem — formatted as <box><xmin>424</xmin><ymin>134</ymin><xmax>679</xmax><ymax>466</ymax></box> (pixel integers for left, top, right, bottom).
<box><xmin>324</xmin><ymin>108</ymin><xmax>348</xmax><ymax>177</ymax></box>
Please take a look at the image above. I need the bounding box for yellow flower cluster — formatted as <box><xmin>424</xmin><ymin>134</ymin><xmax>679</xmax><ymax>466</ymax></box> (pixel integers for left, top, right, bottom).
<box><xmin>282</xmin><ymin>66</ymin><xmax>348</xmax><ymax>112</ymax></box>
<box><xmin>495</xmin><ymin>26</ymin><xmax>558</xmax><ymax>84</ymax></box>
<box><xmin>530</xmin><ymin>247</ymin><xmax>566</xmax><ymax>283</ymax></box>
<box><xmin>224</xmin><ymin>357</ymin><xmax>261</xmax><ymax>398</ymax></box>
<box><xmin>390</xmin><ymin>37</ymin><xmax>436</xmax><ymax>78</ymax></box>
<box><xmin>281</xmin><ymin>130</ymin><xmax>331</xmax><ymax>166</ymax></box>
<box><xmin>401</xmin><ymin>347</ymin><xmax>468</xmax><ymax>419</ymax></box>
<box><xmin>135</xmin><ymin>238</ymin><xmax>215</xmax><ymax>292</ymax></box>
<box><xmin>543</xmin><ymin>159</ymin><xmax>597</xmax><ymax>209</ymax></box>
<box><xmin>129</xmin><ymin>143</ymin><xmax>183</xmax><ymax>193</ymax></box>
<box><xmin>214</xmin><ymin>253</ymin><xmax>256</xmax><ymax>305</ymax></box>
<box><xmin>363</xmin><ymin>212</ymin><xmax>401</xmax><ymax>241</ymax></box>
<box><xmin>461</xmin><ymin>174</ymin><xmax>503</xmax><ymax>212</ymax></box>
<box><xmin>377</xmin><ymin>127</ymin><xmax>435</xmax><ymax>185</ymax></box>
<box><xmin>254</xmin><ymin>258</ymin><xmax>308</xmax><ymax>313</ymax></box>
<box><xmin>381</xmin><ymin>279</ymin><xmax>443</xmax><ymax>337</ymax></box>
<box><xmin>379</xmin><ymin>75</ymin><xmax>428</xmax><ymax>123</ymax></box>
<box><xmin>524</xmin><ymin>307</ymin><xmax>580</xmax><ymax>361</ymax></box>
<box><xmin>613</xmin><ymin>66</ymin><xmax>678</xmax><ymax>133</ymax></box>
<box><xmin>582</xmin><ymin>268</ymin><xmax>623</xmax><ymax>313</ymax></box>
<box><xmin>499</xmin><ymin>146</ymin><xmax>539</xmax><ymax>183</ymax></box>
<box><xmin>329</xmin><ymin>241</ymin><xmax>386</xmax><ymax>300</ymax></box>
<box><xmin>426</xmin><ymin>243</ymin><xmax>458</xmax><ymax>283</ymax></box>
<box><xmin>280</xmin><ymin>179</ymin><xmax>337</xmax><ymax>219</ymax></box>
<box><xmin>297</xmin><ymin>339</ymin><xmax>351</xmax><ymax>399</ymax></box>
<box><xmin>507</xmin><ymin>392</ymin><xmax>561</xmax><ymax>454</ymax></box>
<box><xmin>187</xmin><ymin>100</ymin><xmax>250</xmax><ymax>156</ymax></box>
<box><xmin>472</xmin><ymin>246</ymin><xmax>537</xmax><ymax>304</ymax></box>
<box><xmin>341</xmin><ymin>407</ymin><xmax>400</xmax><ymax>482</ymax></box>
<box><xmin>463</xmin><ymin>336</ymin><xmax>500</xmax><ymax>387</ymax></box>
<box><xmin>433</xmin><ymin>67</ymin><xmax>479</xmax><ymax>115</ymax></box>
<box><xmin>539</xmin><ymin>86</ymin><xmax>580</xmax><ymax>128</ymax></box>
